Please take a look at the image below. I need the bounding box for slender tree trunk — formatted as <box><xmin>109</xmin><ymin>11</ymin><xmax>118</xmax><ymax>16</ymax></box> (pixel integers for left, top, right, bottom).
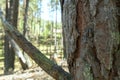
<box><xmin>12</xmin><ymin>0</ymin><xmax>19</xmax><ymax>28</ymax></box>
<box><xmin>22</xmin><ymin>0</ymin><xmax>32</xmax><ymax>69</ymax></box>
<box><xmin>38</xmin><ymin>0</ymin><xmax>42</xmax><ymax>36</ymax></box>
<box><xmin>61</xmin><ymin>0</ymin><xmax>120</xmax><ymax>80</ymax></box>
<box><xmin>4</xmin><ymin>0</ymin><xmax>15</xmax><ymax>74</ymax></box>
<box><xmin>4</xmin><ymin>0</ymin><xmax>28</xmax><ymax>74</ymax></box>
<box><xmin>10</xmin><ymin>0</ymin><xmax>19</xmax><ymax>71</ymax></box>
<box><xmin>23</xmin><ymin>0</ymin><xmax>29</xmax><ymax>37</ymax></box>
<box><xmin>54</xmin><ymin>0</ymin><xmax>58</xmax><ymax>54</ymax></box>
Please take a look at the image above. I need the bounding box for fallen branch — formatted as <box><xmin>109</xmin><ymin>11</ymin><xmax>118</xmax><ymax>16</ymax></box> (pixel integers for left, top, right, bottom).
<box><xmin>0</xmin><ymin>10</ymin><xmax>71</xmax><ymax>80</ymax></box>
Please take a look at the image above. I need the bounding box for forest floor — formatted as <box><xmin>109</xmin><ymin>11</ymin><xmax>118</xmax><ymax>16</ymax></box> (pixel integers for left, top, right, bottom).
<box><xmin>0</xmin><ymin>67</ymin><xmax>55</xmax><ymax>80</ymax></box>
<box><xmin>0</xmin><ymin>57</ymin><xmax>69</xmax><ymax>80</ymax></box>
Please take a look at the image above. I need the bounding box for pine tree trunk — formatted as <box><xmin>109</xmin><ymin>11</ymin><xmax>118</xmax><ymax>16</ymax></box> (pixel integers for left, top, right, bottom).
<box><xmin>61</xmin><ymin>0</ymin><xmax>120</xmax><ymax>80</ymax></box>
<box><xmin>23</xmin><ymin>0</ymin><xmax>29</xmax><ymax>37</ymax></box>
<box><xmin>22</xmin><ymin>0</ymin><xmax>32</xmax><ymax>69</ymax></box>
<box><xmin>4</xmin><ymin>0</ymin><xmax>15</xmax><ymax>74</ymax></box>
<box><xmin>4</xmin><ymin>0</ymin><xmax>29</xmax><ymax>74</ymax></box>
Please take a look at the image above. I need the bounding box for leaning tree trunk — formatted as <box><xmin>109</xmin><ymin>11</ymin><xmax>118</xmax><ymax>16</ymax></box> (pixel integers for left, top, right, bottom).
<box><xmin>0</xmin><ymin>10</ymin><xmax>71</xmax><ymax>80</ymax></box>
<box><xmin>61</xmin><ymin>0</ymin><xmax>120</xmax><ymax>80</ymax></box>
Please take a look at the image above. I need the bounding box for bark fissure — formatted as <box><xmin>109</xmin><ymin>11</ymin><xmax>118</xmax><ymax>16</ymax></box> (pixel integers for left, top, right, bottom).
<box><xmin>62</xmin><ymin>0</ymin><xmax>120</xmax><ymax>80</ymax></box>
<box><xmin>60</xmin><ymin>0</ymin><xmax>120</xmax><ymax>80</ymax></box>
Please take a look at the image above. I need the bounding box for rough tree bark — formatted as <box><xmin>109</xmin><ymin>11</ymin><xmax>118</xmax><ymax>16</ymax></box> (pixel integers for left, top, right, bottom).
<box><xmin>61</xmin><ymin>0</ymin><xmax>120</xmax><ymax>80</ymax></box>
<box><xmin>0</xmin><ymin>11</ymin><xmax>71</xmax><ymax>80</ymax></box>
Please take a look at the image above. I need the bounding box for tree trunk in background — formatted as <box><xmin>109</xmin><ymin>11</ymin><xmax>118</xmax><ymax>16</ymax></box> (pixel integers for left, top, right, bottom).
<box><xmin>10</xmin><ymin>0</ymin><xmax>30</xmax><ymax>70</ymax></box>
<box><xmin>12</xmin><ymin>0</ymin><xmax>19</xmax><ymax>28</ymax></box>
<box><xmin>54</xmin><ymin>0</ymin><xmax>58</xmax><ymax>54</ymax></box>
<box><xmin>11</xmin><ymin>0</ymin><xmax>19</xmax><ymax>66</ymax></box>
<box><xmin>4</xmin><ymin>0</ymin><xmax>15</xmax><ymax>74</ymax></box>
<box><xmin>4</xmin><ymin>0</ymin><xmax>24</xmax><ymax>74</ymax></box>
<box><xmin>61</xmin><ymin>0</ymin><xmax>120</xmax><ymax>80</ymax></box>
<box><xmin>22</xmin><ymin>0</ymin><xmax>32</xmax><ymax>69</ymax></box>
<box><xmin>23</xmin><ymin>0</ymin><xmax>29</xmax><ymax>37</ymax></box>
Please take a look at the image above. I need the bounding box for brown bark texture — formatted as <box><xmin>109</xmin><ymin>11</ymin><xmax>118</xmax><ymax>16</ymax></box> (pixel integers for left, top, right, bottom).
<box><xmin>61</xmin><ymin>0</ymin><xmax>120</xmax><ymax>80</ymax></box>
<box><xmin>0</xmin><ymin>11</ymin><xmax>71</xmax><ymax>80</ymax></box>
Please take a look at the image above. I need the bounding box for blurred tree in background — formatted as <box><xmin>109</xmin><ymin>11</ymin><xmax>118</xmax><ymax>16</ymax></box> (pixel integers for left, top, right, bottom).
<box><xmin>4</xmin><ymin>0</ymin><xmax>19</xmax><ymax>74</ymax></box>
